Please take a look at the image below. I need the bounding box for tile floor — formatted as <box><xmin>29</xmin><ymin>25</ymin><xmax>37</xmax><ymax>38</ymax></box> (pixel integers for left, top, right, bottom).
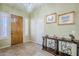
<box><xmin>0</xmin><ymin>42</ymin><xmax>53</xmax><ymax>56</ymax></box>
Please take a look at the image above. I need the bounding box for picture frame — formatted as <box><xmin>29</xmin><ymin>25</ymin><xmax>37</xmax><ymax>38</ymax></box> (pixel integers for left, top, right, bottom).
<box><xmin>46</xmin><ymin>13</ymin><xmax>57</xmax><ymax>24</ymax></box>
<box><xmin>58</xmin><ymin>11</ymin><xmax>75</xmax><ymax>25</ymax></box>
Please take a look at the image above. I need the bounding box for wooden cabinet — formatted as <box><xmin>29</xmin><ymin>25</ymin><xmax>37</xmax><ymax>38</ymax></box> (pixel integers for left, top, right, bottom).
<box><xmin>42</xmin><ymin>37</ymin><xmax>58</xmax><ymax>55</ymax></box>
<box><xmin>42</xmin><ymin>36</ymin><xmax>78</xmax><ymax>56</ymax></box>
<box><xmin>59</xmin><ymin>41</ymin><xmax>77</xmax><ymax>56</ymax></box>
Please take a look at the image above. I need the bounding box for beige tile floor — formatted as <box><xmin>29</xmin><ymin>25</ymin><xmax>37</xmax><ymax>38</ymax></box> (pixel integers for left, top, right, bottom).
<box><xmin>0</xmin><ymin>42</ymin><xmax>53</xmax><ymax>56</ymax></box>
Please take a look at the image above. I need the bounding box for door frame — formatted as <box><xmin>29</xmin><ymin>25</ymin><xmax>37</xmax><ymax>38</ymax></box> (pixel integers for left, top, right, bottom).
<box><xmin>11</xmin><ymin>14</ymin><xmax>23</xmax><ymax>45</ymax></box>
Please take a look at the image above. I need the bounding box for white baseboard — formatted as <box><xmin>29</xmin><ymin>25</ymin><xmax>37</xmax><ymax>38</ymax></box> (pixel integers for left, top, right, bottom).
<box><xmin>0</xmin><ymin>45</ymin><xmax>11</xmax><ymax>49</ymax></box>
<box><xmin>31</xmin><ymin>40</ymin><xmax>42</xmax><ymax>46</ymax></box>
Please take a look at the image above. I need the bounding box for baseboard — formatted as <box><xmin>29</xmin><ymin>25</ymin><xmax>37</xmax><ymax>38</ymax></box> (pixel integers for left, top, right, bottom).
<box><xmin>31</xmin><ymin>41</ymin><xmax>42</xmax><ymax>46</ymax></box>
<box><xmin>0</xmin><ymin>45</ymin><xmax>11</xmax><ymax>49</ymax></box>
<box><xmin>23</xmin><ymin>40</ymin><xmax>32</xmax><ymax>43</ymax></box>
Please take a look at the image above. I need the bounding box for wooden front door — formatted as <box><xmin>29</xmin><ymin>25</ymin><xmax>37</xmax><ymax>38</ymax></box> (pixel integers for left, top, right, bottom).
<box><xmin>11</xmin><ymin>14</ymin><xmax>23</xmax><ymax>45</ymax></box>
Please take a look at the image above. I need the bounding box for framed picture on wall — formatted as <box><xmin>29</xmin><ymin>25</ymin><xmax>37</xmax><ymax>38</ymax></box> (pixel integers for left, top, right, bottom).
<box><xmin>46</xmin><ymin>13</ymin><xmax>57</xmax><ymax>24</ymax></box>
<box><xmin>58</xmin><ymin>11</ymin><xmax>75</xmax><ymax>25</ymax></box>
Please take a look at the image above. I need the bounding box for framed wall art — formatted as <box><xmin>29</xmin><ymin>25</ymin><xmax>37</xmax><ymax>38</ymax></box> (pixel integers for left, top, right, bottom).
<box><xmin>58</xmin><ymin>11</ymin><xmax>75</xmax><ymax>25</ymax></box>
<box><xmin>46</xmin><ymin>13</ymin><xmax>57</xmax><ymax>24</ymax></box>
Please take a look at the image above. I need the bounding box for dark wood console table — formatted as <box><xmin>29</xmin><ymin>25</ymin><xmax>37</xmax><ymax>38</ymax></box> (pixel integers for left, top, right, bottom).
<box><xmin>42</xmin><ymin>36</ymin><xmax>59</xmax><ymax>55</ymax></box>
<box><xmin>42</xmin><ymin>36</ymin><xmax>79</xmax><ymax>56</ymax></box>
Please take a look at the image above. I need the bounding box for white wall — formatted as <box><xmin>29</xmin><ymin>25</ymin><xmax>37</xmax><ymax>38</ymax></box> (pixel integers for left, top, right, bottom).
<box><xmin>31</xmin><ymin>4</ymin><xmax>79</xmax><ymax>45</ymax></box>
<box><xmin>0</xmin><ymin>4</ymin><xmax>30</xmax><ymax>49</ymax></box>
<box><xmin>31</xmin><ymin>18</ymin><xmax>44</xmax><ymax>45</ymax></box>
<box><xmin>23</xmin><ymin>17</ymin><xmax>30</xmax><ymax>43</ymax></box>
<box><xmin>0</xmin><ymin>12</ymin><xmax>11</xmax><ymax>49</ymax></box>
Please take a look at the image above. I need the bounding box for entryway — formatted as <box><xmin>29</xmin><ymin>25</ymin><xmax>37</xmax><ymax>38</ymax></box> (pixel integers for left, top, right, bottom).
<box><xmin>11</xmin><ymin>14</ymin><xmax>23</xmax><ymax>45</ymax></box>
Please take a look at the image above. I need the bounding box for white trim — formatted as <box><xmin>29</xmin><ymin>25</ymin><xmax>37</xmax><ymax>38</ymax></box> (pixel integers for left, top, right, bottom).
<box><xmin>32</xmin><ymin>40</ymin><xmax>42</xmax><ymax>46</ymax></box>
<box><xmin>0</xmin><ymin>45</ymin><xmax>11</xmax><ymax>49</ymax></box>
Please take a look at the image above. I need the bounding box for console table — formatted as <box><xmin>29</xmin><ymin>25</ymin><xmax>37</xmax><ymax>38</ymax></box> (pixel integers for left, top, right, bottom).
<box><xmin>42</xmin><ymin>36</ymin><xmax>79</xmax><ymax>56</ymax></box>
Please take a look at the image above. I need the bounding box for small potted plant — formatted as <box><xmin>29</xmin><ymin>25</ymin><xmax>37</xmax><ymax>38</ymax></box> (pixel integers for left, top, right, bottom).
<box><xmin>45</xmin><ymin>34</ymin><xmax>49</xmax><ymax>38</ymax></box>
<box><xmin>69</xmin><ymin>34</ymin><xmax>75</xmax><ymax>42</ymax></box>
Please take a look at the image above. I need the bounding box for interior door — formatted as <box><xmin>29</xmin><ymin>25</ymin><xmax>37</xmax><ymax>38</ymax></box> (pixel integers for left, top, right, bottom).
<box><xmin>11</xmin><ymin>14</ymin><xmax>23</xmax><ymax>45</ymax></box>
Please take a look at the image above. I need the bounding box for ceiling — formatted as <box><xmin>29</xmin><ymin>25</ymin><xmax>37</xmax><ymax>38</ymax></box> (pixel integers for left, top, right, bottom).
<box><xmin>2</xmin><ymin>3</ymin><xmax>43</xmax><ymax>13</ymax></box>
<box><xmin>1</xmin><ymin>3</ymin><xmax>78</xmax><ymax>14</ymax></box>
